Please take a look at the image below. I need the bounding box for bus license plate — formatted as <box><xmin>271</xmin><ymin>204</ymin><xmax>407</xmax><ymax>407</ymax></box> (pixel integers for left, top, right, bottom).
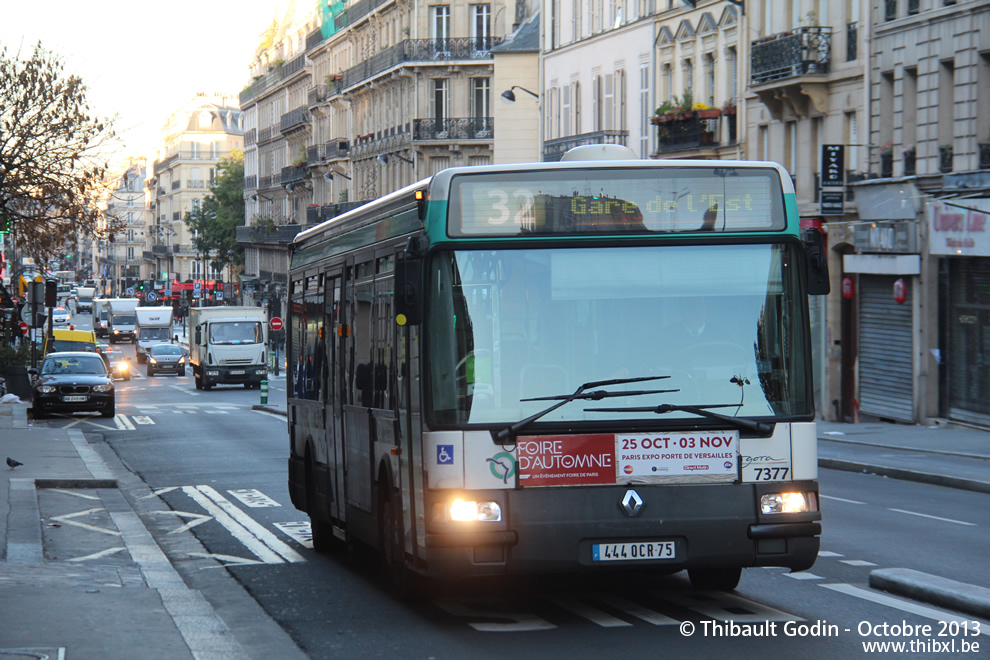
<box><xmin>592</xmin><ymin>541</ymin><xmax>676</xmax><ymax>562</ymax></box>
<box><xmin>62</xmin><ymin>395</ymin><xmax>87</xmax><ymax>402</ymax></box>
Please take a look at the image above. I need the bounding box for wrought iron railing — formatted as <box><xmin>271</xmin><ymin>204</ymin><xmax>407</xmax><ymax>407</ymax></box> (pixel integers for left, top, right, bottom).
<box><xmin>280</xmin><ymin>107</ymin><xmax>310</xmax><ymax>134</ymax></box>
<box><xmin>542</xmin><ymin>130</ymin><xmax>628</xmax><ymax>162</ymax></box>
<box><xmin>171</xmin><ymin>180</ymin><xmax>181</xmax><ymax>190</ymax></box>
<box><xmin>152</xmin><ymin>245</ymin><xmax>169</xmax><ymax>255</ymax></box>
<box><xmin>244</xmin><ymin>174</ymin><xmax>257</xmax><ymax>190</ymax></box>
<box><xmin>281</xmin><ymin>54</ymin><xmax>306</xmax><ymax>79</ymax></box>
<box><xmin>751</xmin><ymin>26</ymin><xmax>832</xmax><ymax>85</ymax></box>
<box><xmin>187</xmin><ymin>180</ymin><xmax>206</xmax><ymax>190</ymax></box>
<box><xmin>656</xmin><ymin>113</ymin><xmax>721</xmax><ymax>152</ymax></box>
<box><xmin>236</xmin><ymin>225</ymin><xmax>307</xmax><ymax>244</ymax></box>
<box><xmin>259</xmin><ymin>126</ymin><xmax>277</xmax><ymax>143</ymax></box>
<box><xmin>413</xmin><ymin>117</ymin><xmax>494</xmax><ymax>140</ymax></box>
<box><xmin>340</xmin><ymin>37</ymin><xmax>500</xmax><ymax>90</ymax></box>
<box><xmin>308</xmin><ymin>85</ymin><xmax>328</xmax><ymax>106</ymax></box>
<box><xmin>259</xmin><ymin>175</ymin><xmax>274</xmax><ymax>189</ymax></box>
<box><xmin>244</xmin><ymin>128</ymin><xmax>257</xmax><ymax>146</ymax></box>
<box><xmin>281</xmin><ymin>164</ymin><xmax>309</xmax><ymax>185</ymax></box>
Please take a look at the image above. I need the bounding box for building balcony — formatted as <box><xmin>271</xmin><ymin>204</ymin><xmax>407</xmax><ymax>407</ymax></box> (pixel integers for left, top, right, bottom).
<box><xmin>281</xmin><ymin>53</ymin><xmax>306</xmax><ymax>80</ymax></box>
<box><xmin>171</xmin><ymin>244</ymin><xmax>198</xmax><ymax>256</ymax></box>
<box><xmin>307</xmin><ymin>139</ymin><xmax>350</xmax><ymax>165</ymax></box>
<box><xmin>152</xmin><ymin>245</ymin><xmax>170</xmax><ymax>256</ymax></box>
<box><xmin>258</xmin><ymin>126</ymin><xmax>278</xmax><ymax>144</ymax></box>
<box><xmin>751</xmin><ymin>26</ymin><xmax>832</xmax><ymax>119</ymax></box>
<box><xmin>413</xmin><ymin>117</ymin><xmax>493</xmax><ymax>141</ymax></box>
<box><xmin>281</xmin><ymin>164</ymin><xmax>309</xmax><ymax>185</ymax></box>
<box><xmin>655</xmin><ymin>112</ymin><xmax>722</xmax><ymax>155</ymax></box>
<box><xmin>187</xmin><ymin>179</ymin><xmax>207</xmax><ymax>190</ymax></box>
<box><xmin>143</xmin><ymin>251</ymin><xmax>155</xmax><ymax>262</ymax></box>
<box><xmin>259</xmin><ymin>175</ymin><xmax>274</xmax><ymax>190</ymax></box>
<box><xmin>308</xmin><ymin>85</ymin><xmax>329</xmax><ymax>107</ymax></box>
<box><xmin>244</xmin><ymin>174</ymin><xmax>257</xmax><ymax>190</ymax></box>
<box><xmin>244</xmin><ymin>128</ymin><xmax>257</xmax><ymax>147</ymax></box>
<box><xmin>236</xmin><ymin>224</ymin><xmax>308</xmax><ymax>245</ymax></box>
<box><xmin>340</xmin><ymin>37</ymin><xmax>501</xmax><ymax>91</ymax></box>
<box><xmin>280</xmin><ymin>106</ymin><xmax>310</xmax><ymax>135</ymax></box>
<box><xmin>542</xmin><ymin>130</ymin><xmax>629</xmax><ymax>162</ymax></box>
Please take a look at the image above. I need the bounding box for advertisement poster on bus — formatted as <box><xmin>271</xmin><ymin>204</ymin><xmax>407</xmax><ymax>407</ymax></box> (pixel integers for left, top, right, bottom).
<box><xmin>616</xmin><ymin>432</ymin><xmax>738</xmax><ymax>483</ymax></box>
<box><xmin>516</xmin><ymin>434</ymin><xmax>615</xmax><ymax>486</ymax></box>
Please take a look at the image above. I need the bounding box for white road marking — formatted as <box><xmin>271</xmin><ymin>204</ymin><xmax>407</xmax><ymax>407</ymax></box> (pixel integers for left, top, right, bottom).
<box><xmin>181</xmin><ymin>486</ymin><xmax>285</xmax><ymax>564</ymax></box>
<box><xmin>546</xmin><ymin>596</ymin><xmax>632</xmax><ymax>627</ymax></box>
<box><xmin>594</xmin><ymin>594</ymin><xmax>679</xmax><ymax>626</ymax></box>
<box><xmin>820</xmin><ymin>495</ymin><xmax>865</xmax><ymax>504</ymax></box>
<box><xmin>132</xmin><ymin>416</ymin><xmax>155</xmax><ymax>425</ymax></box>
<box><xmin>50</xmin><ymin>508</ymin><xmax>122</xmax><ymax>537</ymax></box>
<box><xmin>887</xmin><ymin>508</ymin><xmax>976</xmax><ymax>526</ymax></box>
<box><xmin>434</xmin><ymin>598</ymin><xmax>557</xmax><ymax>632</ymax></box>
<box><xmin>785</xmin><ymin>572</ymin><xmax>824</xmax><ymax>580</ymax></box>
<box><xmin>818</xmin><ymin>550</ymin><xmax>843</xmax><ymax>557</ymax></box>
<box><xmin>252</xmin><ymin>410</ymin><xmax>286</xmax><ymax>421</ymax></box>
<box><xmin>821</xmin><ymin>583</ymin><xmax>990</xmax><ymax>636</ymax></box>
<box><xmin>114</xmin><ymin>414</ymin><xmax>136</xmax><ymax>431</ymax></box>
<box><xmin>67</xmin><ymin>547</ymin><xmax>128</xmax><ymax>562</ymax></box>
<box><xmin>274</xmin><ymin>522</ymin><xmax>314</xmax><ymax>549</ymax></box>
<box><xmin>193</xmin><ymin>485</ymin><xmax>305</xmax><ymax>563</ymax></box>
<box><xmin>204</xmin><ymin>410</ymin><xmax>230</xmax><ymax>414</ymax></box>
<box><xmin>227</xmin><ymin>489</ymin><xmax>281</xmax><ymax>508</ymax></box>
<box><xmin>146</xmin><ymin>509</ymin><xmax>215</xmax><ymax>535</ymax></box>
<box><xmin>664</xmin><ymin>591</ymin><xmax>802</xmax><ymax>623</ymax></box>
<box><xmin>51</xmin><ymin>488</ymin><xmax>100</xmax><ymax>501</ymax></box>
<box><xmin>142</xmin><ymin>486</ymin><xmax>181</xmax><ymax>498</ymax></box>
<box><xmin>839</xmin><ymin>559</ymin><xmax>877</xmax><ymax>567</ymax></box>
<box><xmin>186</xmin><ymin>552</ymin><xmax>266</xmax><ymax>566</ymax></box>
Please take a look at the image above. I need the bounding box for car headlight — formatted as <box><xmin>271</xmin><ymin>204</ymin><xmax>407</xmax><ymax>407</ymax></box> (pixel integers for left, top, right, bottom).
<box><xmin>36</xmin><ymin>385</ymin><xmax>56</xmax><ymax>393</ymax></box>
<box><xmin>92</xmin><ymin>383</ymin><xmax>114</xmax><ymax>392</ymax></box>
<box><xmin>115</xmin><ymin>362</ymin><xmax>129</xmax><ymax>371</ymax></box>
<box><xmin>178</xmin><ymin>357</ymin><xmax>185</xmax><ymax>364</ymax></box>
<box><xmin>148</xmin><ymin>357</ymin><xmax>157</xmax><ymax>364</ymax></box>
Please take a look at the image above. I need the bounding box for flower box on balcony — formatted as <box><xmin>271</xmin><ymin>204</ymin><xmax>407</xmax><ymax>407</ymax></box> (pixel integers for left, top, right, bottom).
<box><xmin>697</xmin><ymin>109</ymin><xmax>722</xmax><ymax>119</ymax></box>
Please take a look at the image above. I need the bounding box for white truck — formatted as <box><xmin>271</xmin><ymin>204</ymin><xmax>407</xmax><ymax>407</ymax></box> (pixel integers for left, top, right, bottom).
<box><xmin>92</xmin><ymin>297</ymin><xmax>125</xmax><ymax>338</ymax></box>
<box><xmin>135</xmin><ymin>306</ymin><xmax>174</xmax><ymax>363</ymax></box>
<box><xmin>75</xmin><ymin>286</ymin><xmax>96</xmax><ymax>313</ymax></box>
<box><xmin>107</xmin><ymin>298</ymin><xmax>140</xmax><ymax>343</ymax></box>
<box><xmin>189</xmin><ymin>306</ymin><xmax>268</xmax><ymax>390</ymax></box>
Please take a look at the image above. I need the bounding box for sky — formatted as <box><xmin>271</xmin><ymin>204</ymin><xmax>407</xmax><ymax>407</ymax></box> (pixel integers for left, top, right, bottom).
<box><xmin>0</xmin><ymin>1</ymin><xmax>286</xmax><ymax>169</ymax></box>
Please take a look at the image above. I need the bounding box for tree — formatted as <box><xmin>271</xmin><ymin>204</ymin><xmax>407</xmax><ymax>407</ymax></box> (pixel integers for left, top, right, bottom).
<box><xmin>0</xmin><ymin>43</ymin><xmax>119</xmax><ymax>267</ymax></box>
<box><xmin>184</xmin><ymin>150</ymin><xmax>244</xmax><ymax>278</ymax></box>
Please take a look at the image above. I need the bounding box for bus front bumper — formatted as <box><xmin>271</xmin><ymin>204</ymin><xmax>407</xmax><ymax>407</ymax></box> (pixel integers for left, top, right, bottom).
<box><xmin>421</xmin><ymin>481</ymin><xmax>821</xmax><ymax>579</ymax></box>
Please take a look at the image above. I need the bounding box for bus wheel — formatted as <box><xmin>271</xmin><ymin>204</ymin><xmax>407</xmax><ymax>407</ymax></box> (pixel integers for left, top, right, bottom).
<box><xmin>687</xmin><ymin>567</ymin><xmax>742</xmax><ymax>591</ymax></box>
<box><xmin>307</xmin><ymin>461</ymin><xmax>342</xmax><ymax>553</ymax></box>
<box><xmin>380</xmin><ymin>489</ymin><xmax>412</xmax><ymax>599</ymax></box>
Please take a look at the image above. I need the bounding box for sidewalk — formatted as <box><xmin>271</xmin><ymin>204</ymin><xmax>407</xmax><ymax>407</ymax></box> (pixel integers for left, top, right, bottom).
<box><xmin>0</xmin><ymin>399</ymin><xmax>306</xmax><ymax>659</ymax></box>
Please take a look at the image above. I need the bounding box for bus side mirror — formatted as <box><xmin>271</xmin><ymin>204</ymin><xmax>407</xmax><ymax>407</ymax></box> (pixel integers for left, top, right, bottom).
<box><xmin>802</xmin><ymin>229</ymin><xmax>830</xmax><ymax>296</ymax></box>
<box><xmin>395</xmin><ymin>239</ymin><xmax>424</xmax><ymax>326</ymax></box>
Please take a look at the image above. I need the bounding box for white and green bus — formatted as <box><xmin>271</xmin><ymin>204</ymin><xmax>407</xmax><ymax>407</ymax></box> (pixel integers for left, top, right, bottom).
<box><xmin>286</xmin><ymin>146</ymin><xmax>829</xmax><ymax>592</ymax></box>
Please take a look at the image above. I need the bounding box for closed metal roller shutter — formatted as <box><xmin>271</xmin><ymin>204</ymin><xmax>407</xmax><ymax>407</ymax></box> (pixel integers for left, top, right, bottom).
<box><xmin>858</xmin><ymin>275</ymin><xmax>914</xmax><ymax>421</ymax></box>
<box><xmin>947</xmin><ymin>258</ymin><xmax>990</xmax><ymax>424</ymax></box>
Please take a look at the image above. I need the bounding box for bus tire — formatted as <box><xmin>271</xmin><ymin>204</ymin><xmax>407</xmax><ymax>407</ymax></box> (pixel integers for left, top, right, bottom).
<box><xmin>380</xmin><ymin>487</ymin><xmax>412</xmax><ymax>600</ymax></box>
<box><xmin>687</xmin><ymin>566</ymin><xmax>742</xmax><ymax>591</ymax></box>
<box><xmin>307</xmin><ymin>458</ymin><xmax>342</xmax><ymax>553</ymax></box>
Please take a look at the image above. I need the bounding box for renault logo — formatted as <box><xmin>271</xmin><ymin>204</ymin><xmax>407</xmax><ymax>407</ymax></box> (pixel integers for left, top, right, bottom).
<box><xmin>621</xmin><ymin>489</ymin><xmax>643</xmax><ymax>517</ymax></box>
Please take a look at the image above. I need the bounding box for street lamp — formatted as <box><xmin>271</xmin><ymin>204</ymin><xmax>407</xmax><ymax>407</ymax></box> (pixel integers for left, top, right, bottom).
<box><xmin>500</xmin><ymin>86</ymin><xmax>539</xmax><ymax>103</ymax></box>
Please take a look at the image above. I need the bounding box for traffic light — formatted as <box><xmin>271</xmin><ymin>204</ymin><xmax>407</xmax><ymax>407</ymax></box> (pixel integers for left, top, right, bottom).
<box><xmin>0</xmin><ymin>215</ymin><xmax>12</xmax><ymax>234</ymax></box>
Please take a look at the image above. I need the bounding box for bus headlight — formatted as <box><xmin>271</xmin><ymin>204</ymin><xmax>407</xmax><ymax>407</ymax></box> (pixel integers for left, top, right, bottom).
<box><xmin>436</xmin><ymin>499</ymin><xmax>502</xmax><ymax>522</ymax></box>
<box><xmin>760</xmin><ymin>492</ymin><xmax>816</xmax><ymax>514</ymax></box>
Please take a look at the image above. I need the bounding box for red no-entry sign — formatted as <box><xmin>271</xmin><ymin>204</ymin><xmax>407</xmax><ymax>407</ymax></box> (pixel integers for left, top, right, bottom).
<box><xmin>269</xmin><ymin>317</ymin><xmax>283</xmax><ymax>331</ymax></box>
<box><xmin>17</xmin><ymin>321</ymin><xmax>28</xmax><ymax>336</ymax></box>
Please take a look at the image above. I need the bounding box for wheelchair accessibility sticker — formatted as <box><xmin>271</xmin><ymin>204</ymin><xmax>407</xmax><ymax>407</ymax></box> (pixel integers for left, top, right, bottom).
<box><xmin>437</xmin><ymin>445</ymin><xmax>455</xmax><ymax>465</ymax></box>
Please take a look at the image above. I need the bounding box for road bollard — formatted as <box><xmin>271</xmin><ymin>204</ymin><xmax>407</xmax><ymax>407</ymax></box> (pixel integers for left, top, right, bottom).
<box><xmin>260</xmin><ymin>379</ymin><xmax>269</xmax><ymax>405</ymax></box>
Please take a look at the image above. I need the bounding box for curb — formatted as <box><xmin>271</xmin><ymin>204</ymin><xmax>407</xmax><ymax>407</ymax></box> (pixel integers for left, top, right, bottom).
<box><xmin>870</xmin><ymin>568</ymin><xmax>990</xmax><ymax>620</ymax></box>
<box><xmin>818</xmin><ymin>457</ymin><xmax>990</xmax><ymax>494</ymax></box>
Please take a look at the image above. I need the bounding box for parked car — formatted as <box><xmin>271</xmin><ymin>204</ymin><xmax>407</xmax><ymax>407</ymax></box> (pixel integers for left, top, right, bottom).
<box><xmin>52</xmin><ymin>306</ymin><xmax>71</xmax><ymax>325</ymax></box>
<box><xmin>147</xmin><ymin>343</ymin><xmax>187</xmax><ymax>377</ymax></box>
<box><xmin>103</xmin><ymin>346</ymin><xmax>131</xmax><ymax>381</ymax></box>
<box><xmin>31</xmin><ymin>351</ymin><xmax>115</xmax><ymax>419</ymax></box>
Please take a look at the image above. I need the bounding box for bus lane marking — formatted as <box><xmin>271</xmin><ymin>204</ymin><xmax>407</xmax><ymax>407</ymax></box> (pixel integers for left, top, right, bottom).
<box><xmin>545</xmin><ymin>595</ymin><xmax>632</xmax><ymax>627</ymax></box>
<box><xmin>228</xmin><ymin>489</ymin><xmax>281</xmax><ymax>508</ymax></box>
<box><xmin>193</xmin><ymin>486</ymin><xmax>305</xmax><ymax>563</ymax></box>
<box><xmin>887</xmin><ymin>508</ymin><xmax>976</xmax><ymax>526</ymax></box>
<box><xmin>663</xmin><ymin>590</ymin><xmax>802</xmax><ymax>623</ymax></box>
<box><xmin>594</xmin><ymin>594</ymin><xmax>680</xmax><ymax>626</ymax></box>
<box><xmin>821</xmin><ymin>583</ymin><xmax>990</xmax><ymax>636</ymax></box>
<box><xmin>114</xmin><ymin>414</ymin><xmax>136</xmax><ymax>431</ymax></box>
<box><xmin>433</xmin><ymin>598</ymin><xmax>557</xmax><ymax>632</ymax></box>
<box><xmin>146</xmin><ymin>509</ymin><xmax>214</xmax><ymax>535</ymax></box>
<box><xmin>50</xmin><ymin>508</ymin><xmax>122</xmax><ymax>537</ymax></box>
<box><xmin>132</xmin><ymin>416</ymin><xmax>155</xmax><ymax>425</ymax></box>
<box><xmin>274</xmin><ymin>522</ymin><xmax>313</xmax><ymax>549</ymax></box>
<box><xmin>181</xmin><ymin>486</ymin><xmax>285</xmax><ymax>564</ymax></box>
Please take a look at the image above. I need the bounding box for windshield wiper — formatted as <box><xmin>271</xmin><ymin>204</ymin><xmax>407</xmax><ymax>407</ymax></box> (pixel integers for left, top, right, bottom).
<box><xmin>585</xmin><ymin>403</ymin><xmax>774</xmax><ymax>435</ymax></box>
<box><xmin>494</xmin><ymin>375</ymin><xmax>673</xmax><ymax>443</ymax></box>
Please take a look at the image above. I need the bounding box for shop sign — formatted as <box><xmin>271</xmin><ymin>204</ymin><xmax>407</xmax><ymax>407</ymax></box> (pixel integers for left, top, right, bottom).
<box><xmin>821</xmin><ymin>191</ymin><xmax>844</xmax><ymax>216</ymax></box>
<box><xmin>853</xmin><ymin>220</ymin><xmax>917</xmax><ymax>253</ymax></box>
<box><xmin>930</xmin><ymin>199</ymin><xmax>990</xmax><ymax>257</ymax></box>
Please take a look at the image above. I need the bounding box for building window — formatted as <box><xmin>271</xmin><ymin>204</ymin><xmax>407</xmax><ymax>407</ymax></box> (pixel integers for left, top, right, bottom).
<box><xmin>433</xmin><ymin>78</ymin><xmax>449</xmax><ymax>123</ymax></box>
<box><xmin>472</xmin><ymin>78</ymin><xmax>490</xmax><ymax>119</ymax></box>
<box><xmin>572</xmin><ymin>81</ymin><xmax>581</xmax><ymax>134</ymax></box>
<box><xmin>704</xmin><ymin>53</ymin><xmax>715</xmax><ymax>106</ymax></box>
<box><xmin>471</xmin><ymin>4</ymin><xmax>491</xmax><ymax>48</ymax></box>
<box><xmin>431</xmin><ymin>5</ymin><xmax>451</xmax><ymax>39</ymax></box>
<box><xmin>683</xmin><ymin>58</ymin><xmax>693</xmax><ymax>92</ymax></box>
<box><xmin>640</xmin><ymin>63</ymin><xmax>650</xmax><ymax>158</ymax></box>
<box><xmin>604</xmin><ymin>73</ymin><xmax>615</xmax><ymax>130</ymax></box>
<box><xmin>562</xmin><ymin>84</ymin><xmax>572</xmax><ymax>136</ymax></box>
<box><xmin>127</xmin><ymin>247</ymin><xmax>135</xmax><ymax>261</ymax></box>
<box><xmin>726</xmin><ymin>47</ymin><xmax>737</xmax><ymax>103</ymax></box>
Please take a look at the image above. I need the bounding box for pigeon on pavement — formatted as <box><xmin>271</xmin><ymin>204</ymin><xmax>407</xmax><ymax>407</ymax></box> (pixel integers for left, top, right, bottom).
<box><xmin>6</xmin><ymin>457</ymin><xmax>23</xmax><ymax>469</ymax></box>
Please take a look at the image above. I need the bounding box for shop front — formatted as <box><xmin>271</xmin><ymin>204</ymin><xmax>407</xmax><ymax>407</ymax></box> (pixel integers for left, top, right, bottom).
<box><xmin>930</xmin><ymin>199</ymin><xmax>990</xmax><ymax>426</ymax></box>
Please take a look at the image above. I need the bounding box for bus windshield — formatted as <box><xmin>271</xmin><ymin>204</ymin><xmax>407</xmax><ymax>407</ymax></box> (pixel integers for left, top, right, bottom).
<box><xmin>427</xmin><ymin>243</ymin><xmax>812</xmax><ymax>426</ymax></box>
